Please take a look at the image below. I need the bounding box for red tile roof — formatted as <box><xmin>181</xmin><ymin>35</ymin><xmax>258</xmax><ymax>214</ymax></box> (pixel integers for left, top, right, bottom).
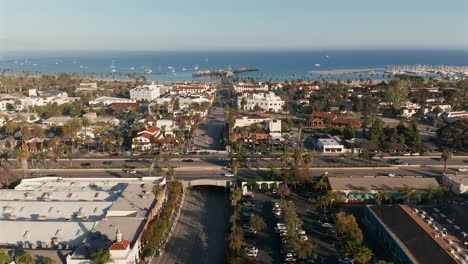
<box><xmin>333</xmin><ymin>119</ymin><xmax>362</xmax><ymax>126</ymax></box>
<box><xmin>312</xmin><ymin>112</ymin><xmax>337</xmax><ymax>119</ymax></box>
<box><xmin>145</xmin><ymin>126</ymin><xmax>160</xmax><ymax>133</ymax></box>
<box><xmin>109</xmin><ymin>240</ymin><xmax>130</xmax><ymax>251</ymax></box>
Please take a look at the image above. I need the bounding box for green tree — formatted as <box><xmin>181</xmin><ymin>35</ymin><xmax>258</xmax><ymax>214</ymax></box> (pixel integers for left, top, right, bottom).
<box><xmin>240</xmin><ymin>96</ymin><xmax>247</xmax><ymax>111</ymax></box>
<box><xmin>90</xmin><ymin>249</ymin><xmax>111</xmax><ymax>264</ymax></box>
<box><xmin>229</xmin><ymin>189</ymin><xmax>242</xmax><ymax>207</ymax></box>
<box><xmin>343</xmin><ymin>124</ymin><xmax>356</xmax><ymax>140</ymax></box>
<box><xmin>441</xmin><ymin>148</ymin><xmax>452</xmax><ymax>173</ymax></box>
<box><xmin>37</xmin><ymin>256</ymin><xmax>55</xmax><ymax>264</ymax></box>
<box><xmin>0</xmin><ymin>250</ymin><xmax>11</xmax><ymax>264</ymax></box>
<box><xmin>277</xmin><ymin>183</ymin><xmax>291</xmax><ymax>199</ymax></box>
<box><xmin>168</xmin><ymin>166</ymin><xmax>176</xmax><ymax>182</ymax></box>
<box><xmin>15</xmin><ymin>251</ymin><xmax>35</xmax><ymax>264</ymax></box>
<box><xmin>250</xmin><ymin>215</ymin><xmax>266</xmax><ymax>232</ymax></box>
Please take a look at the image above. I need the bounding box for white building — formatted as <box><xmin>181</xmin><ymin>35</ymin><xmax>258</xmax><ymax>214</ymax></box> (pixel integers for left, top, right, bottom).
<box><xmin>238</xmin><ymin>92</ymin><xmax>285</xmax><ymax>113</ymax></box>
<box><xmin>441</xmin><ymin>173</ymin><xmax>468</xmax><ymax>195</ymax></box>
<box><xmin>317</xmin><ymin>138</ymin><xmax>344</xmax><ymax>153</ymax></box>
<box><xmin>234</xmin><ymin>83</ymin><xmax>269</xmax><ymax>93</ymax></box>
<box><xmin>89</xmin><ymin>96</ymin><xmax>135</xmax><ymax>106</ymax></box>
<box><xmin>0</xmin><ymin>176</ymin><xmax>166</xmax><ymax>264</ymax></box>
<box><xmin>130</xmin><ymin>82</ymin><xmax>162</xmax><ymax>101</ymax></box>
<box><xmin>234</xmin><ymin>115</ymin><xmax>282</xmax><ymax>140</ymax></box>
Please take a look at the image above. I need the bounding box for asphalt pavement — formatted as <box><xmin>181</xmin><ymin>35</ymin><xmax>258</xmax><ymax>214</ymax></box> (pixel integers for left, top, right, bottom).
<box><xmin>157</xmin><ymin>186</ymin><xmax>229</xmax><ymax>264</ymax></box>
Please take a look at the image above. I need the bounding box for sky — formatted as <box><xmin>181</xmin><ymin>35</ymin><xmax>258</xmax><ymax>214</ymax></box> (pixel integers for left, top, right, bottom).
<box><xmin>0</xmin><ymin>0</ymin><xmax>467</xmax><ymax>51</ymax></box>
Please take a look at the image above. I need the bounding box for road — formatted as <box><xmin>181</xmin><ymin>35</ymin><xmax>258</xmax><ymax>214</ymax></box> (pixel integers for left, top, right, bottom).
<box><xmin>157</xmin><ymin>186</ymin><xmax>229</xmax><ymax>264</ymax></box>
<box><xmin>10</xmin><ymin>163</ymin><xmax>463</xmax><ymax>180</ymax></box>
<box><xmin>192</xmin><ymin>103</ymin><xmax>226</xmax><ymax>151</ymax></box>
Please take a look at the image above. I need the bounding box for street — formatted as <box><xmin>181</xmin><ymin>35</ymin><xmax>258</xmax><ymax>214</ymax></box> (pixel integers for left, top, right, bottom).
<box><xmin>157</xmin><ymin>186</ymin><xmax>229</xmax><ymax>264</ymax></box>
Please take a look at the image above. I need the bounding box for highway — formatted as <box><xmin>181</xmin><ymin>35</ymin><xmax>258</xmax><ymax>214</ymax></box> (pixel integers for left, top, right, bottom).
<box><xmin>10</xmin><ymin>162</ymin><xmax>462</xmax><ymax>181</ymax></box>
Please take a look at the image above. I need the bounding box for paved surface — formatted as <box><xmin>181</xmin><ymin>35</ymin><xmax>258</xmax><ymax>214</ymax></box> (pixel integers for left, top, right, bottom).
<box><xmin>158</xmin><ymin>186</ymin><xmax>229</xmax><ymax>264</ymax></box>
<box><xmin>192</xmin><ymin>105</ymin><xmax>226</xmax><ymax>151</ymax></box>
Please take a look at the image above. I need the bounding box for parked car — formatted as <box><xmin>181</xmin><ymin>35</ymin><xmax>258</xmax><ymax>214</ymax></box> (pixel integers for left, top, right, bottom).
<box><xmin>458</xmin><ymin>168</ymin><xmax>467</xmax><ymax>172</ymax></box>
<box><xmin>31</xmin><ymin>172</ymin><xmax>42</xmax><ymax>177</ymax></box>
<box><xmin>224</xmin><ymin>172</ymin><xmax>234</xmax><ymax>177</ymax></box>
<box><xmin>81</xmin><ymin>162</ymin><xmax>91</xmax><ymax>166</ymax></box>
<box><xmin>338</xmin><ymin>256</ymin><xmax>354</xmax><ymax>264</ymax></box>
<box><xmin>182</xmin><ymin>159</ymin><xmax>194</xmax><ymax>162</ymax></box>
<box><xmin>126</xmin><ymin>169</ymin><xmax>137</xmax><ymax>174</ymax></box>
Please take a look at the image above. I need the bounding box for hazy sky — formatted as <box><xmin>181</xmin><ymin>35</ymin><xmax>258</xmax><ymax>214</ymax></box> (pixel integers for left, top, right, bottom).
<box><xmin>1</xmin><ymin>0</ymin><xmax>467</xmax><ymax>51</ymax></box>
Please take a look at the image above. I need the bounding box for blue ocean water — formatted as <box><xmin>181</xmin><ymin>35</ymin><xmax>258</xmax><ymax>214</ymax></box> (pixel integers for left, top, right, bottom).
<box><xmin>0</xmin><ymin>50</ymin><xmax>466</xmax><ymax>81</ymax></box>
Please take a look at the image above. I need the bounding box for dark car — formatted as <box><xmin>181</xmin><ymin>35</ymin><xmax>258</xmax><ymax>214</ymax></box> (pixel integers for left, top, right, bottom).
<box><xmin>103</xmin><ymin>161</ymin><xmax>113</xmax><ymax>165</ymax></box>
<box><xmin>81</xmin><ymin>162</ymin><xmax>91</xmax><ymax>166</ymax></box>
<box><xmin>326</xmin><ymin>229</ymin><xmax>343</xmax><ymax>241</ymax></box>
<box><xmin>182</xmin><ymin>159</ymin><xmax>194</xmax><ymax>162</ymax></box>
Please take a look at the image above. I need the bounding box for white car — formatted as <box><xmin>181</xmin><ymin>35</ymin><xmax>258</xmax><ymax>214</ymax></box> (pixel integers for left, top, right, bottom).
<box><xmin>224</xmin><ymin>172</ymin><xmax>234</xmax><ymax>177</ymax></box>
<box><xmin>457</xmin><ymin>168</ymin><xmax>467</xmax><ymax>172</ymax></box>
<box><xmin>126</xmin><ymin>170</ymin><xmax>137</xmax><ymax>174</ymax></box>
<box><xmin>299</xmin><ymin>235</ymin><xmax>308</xmax><ymax>241</ymax></box>
<box><xmin>297</xmin><ymin>229</ymin><xmax>306</xmax><ymax>235</ymax></box>
<box><xmin>244</xmin><ymin>246</ymin><xmax>258</xmax><ymax>254</ymax></box>
<box><xmin>386</xmin><ymin>173</ymin><xmax>396</xmax><ymax>177</ymax></box>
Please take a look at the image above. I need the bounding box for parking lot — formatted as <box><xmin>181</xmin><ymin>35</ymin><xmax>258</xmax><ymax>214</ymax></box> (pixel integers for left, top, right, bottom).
<box><xmin>243</xmin><ymin>190</ymin><xmax>340</xmax><ymax>263</ymax></box>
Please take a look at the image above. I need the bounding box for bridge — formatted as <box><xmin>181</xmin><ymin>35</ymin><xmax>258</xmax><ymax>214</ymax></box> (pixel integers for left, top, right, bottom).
<box><xmin>180</xmin><ymin>178</ymin><xmax>235</xmax><ymax>188</ymax></box>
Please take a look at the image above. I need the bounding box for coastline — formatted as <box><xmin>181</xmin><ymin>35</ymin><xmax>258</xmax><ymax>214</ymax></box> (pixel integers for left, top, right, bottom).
<box><xmin>311</xmin><ymin>68</ymin><xmax>385</xmax><ymax>75</ymax></box>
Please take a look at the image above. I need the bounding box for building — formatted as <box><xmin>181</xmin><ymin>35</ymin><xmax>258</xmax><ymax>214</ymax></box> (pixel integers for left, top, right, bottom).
<box><xmin>89</xmin><ymin>97</ymin><xmax>135</xmax><ymax>106</ymax></box>
<box><xmin>309</xmin><ymin>112</ymin><xmax>361</xmax><ymax>128</ymax></box>
<box><xmin>238</xmin><ymin>92</ymin><xmax>284</xmax><ymax>113</ymax></box>
<box><xmin>0</xmin><ymin>176</ymin><xmax>167</xmax><ymax>264</ymax></box>
<box><xmin>328</xmin><ymin>176</ymin><xmax>440</xmax><ymax>202</ymax></box>
<box><xmin>42</xmin><ymin>116</ymin><xmax>72</xmax><ymax>127</ymax></box>
<box><xmin>233</xmin><ymin>83</ymin><xmax>269</xmax><ymax>93</ymax></box>
<box><xmin>442</xmin><ymin>111</ymin><xmax>468</xmax><ymax>123</ymax></box>
<box><xmin>364</xmin><ymin>205</ymin><xmax>459</xmax><ymax>264</ymax></box>
<box><xmin>130</xmin><ymin>82</ymin><xmax>162</xmax><ymax>102</ymax></box>
<box><xmin>76</xmin><ymin>82</ymin><xmax>99</xmax><ymax>92</ymax></box>
<box><xmin>441</xmin><ymin>173</ymin><xmax>468</xmax><ymax>195</ymax></box>
<box><xmin>316</xmin><ymin>138</ymin><xmax>344</xmax><ymax>153</ymax></box>
<box><xmin>233</xmin><ymin>115</ymin><xmax>282</xmax><ymax>140</ymax></box>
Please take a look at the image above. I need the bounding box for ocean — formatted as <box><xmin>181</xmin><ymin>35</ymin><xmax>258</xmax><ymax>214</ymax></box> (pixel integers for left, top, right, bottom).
<box><xmin>0</xmin><ymin>50</ymin><xmax>466</xmax><ymax>81</ymax></box>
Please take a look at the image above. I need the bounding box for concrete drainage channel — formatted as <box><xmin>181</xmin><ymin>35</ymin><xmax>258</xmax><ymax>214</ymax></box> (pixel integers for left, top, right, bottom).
<box><xmin>148</xmin><ymin>188</ymin><xmax>187</xmax><ymax>264</ymax></box>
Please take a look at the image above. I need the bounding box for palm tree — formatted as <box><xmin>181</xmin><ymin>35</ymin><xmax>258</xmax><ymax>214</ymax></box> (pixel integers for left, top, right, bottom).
<box><xmin>168</xmin><ymin>166</ymin><xmax>176</xmax><ymax>182</ymax></box>
<box><xmin>0</xmin><ymin>250</ymin><xmax>12</xmax><ymax>264</ymax></box>
<box><xmin>314</xmin><ymin>177</ymin><xmax>329</xmax><ymax>192</ymax></box>
<box><xmin>281</xmin><ymin>147</ymin><xmax>290</xmax><ymax>167</ymax></box>
<box><xmin>374</xmin><ymin>191</ymin><xmax>390</xmax><ymax>205</ymax></box>
<box><xmin>292</xmin><ymin>148</ymin><xmax>302</xmax><ymax>166</ymax></box>
<box><xmin>15</xmin><ymin>149</ymin><xmax>29</xmax><ymax>179</ymax></box>
<box><xmin>303</xmin><ymin>152</ymin><xmax>314</xmax><ymax>168</ymax></box>
<box><xmin>441</xmin><ymin>148</ymin><xmax>452</xmax><ymax>173</ymax></box>
<box><xmin>81</xmin><ymin>117</ymin><xmax>91</xmax><ymax>152</ymax></box>
<box><xmin>229</xmin><ymin>189</ymin><xmax>242</xmax><ymax>207</ymax></box>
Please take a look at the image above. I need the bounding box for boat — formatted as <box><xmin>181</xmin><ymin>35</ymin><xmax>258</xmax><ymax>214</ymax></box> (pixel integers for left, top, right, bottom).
<box><xmin>193</xmin><ymin>65</ymin><xmax>199</xmax><ymax>70</ymax></box>
<box><xmin>168</xmin><ymin>66</ymin><xmax>173</xmax><ymax>69</ymax></box>
<box><xmin>315</xmin><ymin>64</ymin><xmax>321</xmax><ymax>67</ymax></box>
<box><xmin>111</xmin><ymin>69</ymin><xmax>117</xmax><ymax>72</ymax></box>
<box><xmin>129</xmin><ymin>67</ymin><xmax>135</xmax><ymax>70</ymax></box>
<box><xmin>182</xmin><ymin>68</ymin><xmax>187</xmax><ymax>71</ymax></box>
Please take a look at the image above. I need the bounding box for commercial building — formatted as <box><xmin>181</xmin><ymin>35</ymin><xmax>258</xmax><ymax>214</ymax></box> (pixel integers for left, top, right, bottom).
<box><xmin>233</xmin><ymin>83</ymin><xmax>269</xmax><ymax>93</ymax></box>
<box><xmin>130</xmin><ymin>83</ymin><xmax>162</xmax><ymax>102</ymax></box>
<box><xmin>89</xmin><ymin>97</ymin><xmax>135</xmax><ymax>106</ymax></box>
<box><xmin>441</xmin><ymin>173</ymin><xmax>468</xmax><ymax>195</ymax></box>
<box><xmin>237</xmin><ymin>92</ymin><xmax>285</xmax><ymax>113</ymax></box>
<box><xmin>364</xmin><ymin>205</ymin><xmax>459</xmax><ymax>264</ymax></box>
<box><xmin>316</xmin><ymin>138</ymin><xmax>344</xmax><ymax>153</ymax></box>
<box><xmin>328</xmin><ymin>176</ymin><xmax>439</xmax><ymax>202</ymax></box>
<box><xmin>0</xmin><ymin>176</ymin><xmax>166</xmax><ymax>264</ymax></box>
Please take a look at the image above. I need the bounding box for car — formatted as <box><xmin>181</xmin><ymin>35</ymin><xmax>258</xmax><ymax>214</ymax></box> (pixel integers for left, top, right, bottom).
<box><xmin>81</xmin><ymin>162</ymin><xmax>91</xmax><ymax>166</ymax></box>
<box><xmin>103</xmin><ymin>161</ymin><xmax>113</xmax><ymax>165</ymax></box>
<box><xmin>31</xmin><ymin>172</ymin><xmax>42</xmax><ymax>177</ymax></box>
<box><xmin>321</xmin><ymin>223</ymin><xmax>333</xmax><ymax>229</ymax></box>
<box><xmin>458</xmin><ymin>168</ymin><xmax>467</xmax><ymax>172</ymax></box>
<box><xmin>386</xmin><ymin>173</ymin><xmax>396</xmax><ymax>177</ymax></box>
<box><xmin>224</xmin><ymin>172</ymin><xmax>234</xmax><ymax>177</ymax></box>
<box><xmin>338</xmin><ymin>256</ymin><xmax>354</xmax><ymax>264</ymax></box>
<box><xmin>244</xmin><ymin>246</ymin><xmax>258</xmax><ymax>254</ymax></box>
<box><xmin>245</xmin><ymin>251</ymin><xmax>257</xmax><ymax>258</ymax></box>
<box><xmin>326</xmin><ymin>230</ymin><xmax>343</xmax><ymax>241</ymax></box>
<box><xmin>299</xmin><ymin>235</ymin><xmax>308</xmax><ymax>241</ymax></box>
<box><xmin>272</xmin><ymin>188</ymin><xmax>277</xmax><ymax>194</ymax></box>
<box><xmin>297</xmin><ymin>229</ymin><xmax>306</xmax><ymax>235</ymax></box>
<box><xmin>182</xmin><ymin>159</ymin><xmax>194</xmax><ymax>162</ymax></box>
<box><xmin>126</xmin><ymin>169</ymin><xmax>137</xmax><ymax>174</ymax></box>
